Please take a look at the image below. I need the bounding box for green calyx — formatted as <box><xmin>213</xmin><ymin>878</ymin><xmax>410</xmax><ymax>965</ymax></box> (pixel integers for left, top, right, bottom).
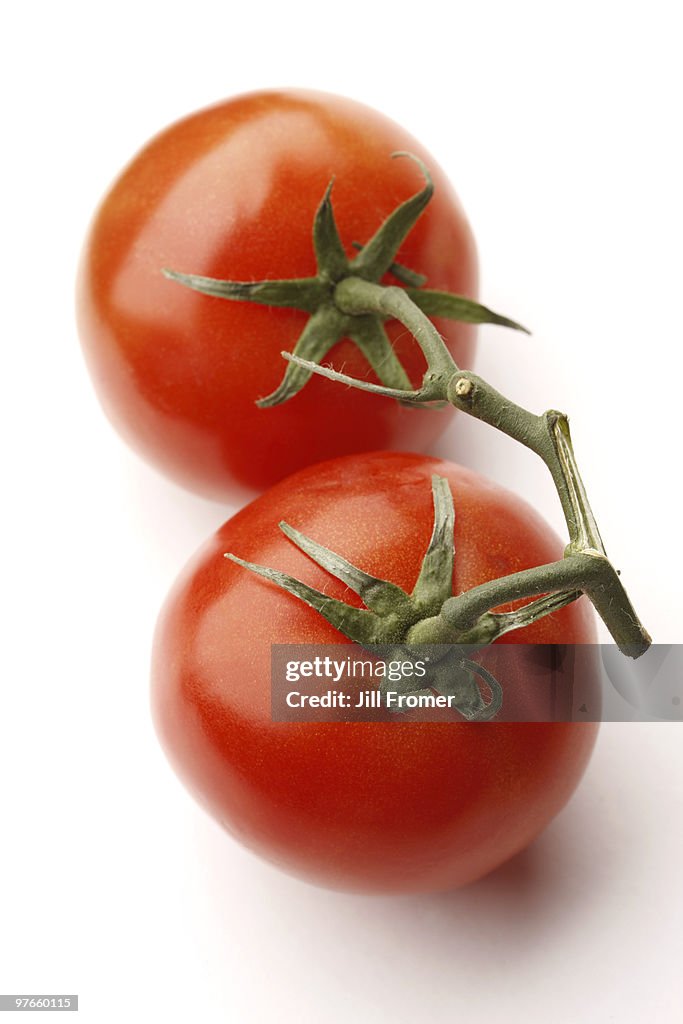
<box><xmin>163</xmin><ymin>153</ymin><xmax>528</xmax><ymax>407</ymax></box>
<box><xmin>227</xmin><ymin>476</ymin><xmax>458</xmax><ymax>646</ymax></box>
<box><xmin>226</xmin><ymin>475</ymin><xmax>580</xmax><ymax>721</ymax></box>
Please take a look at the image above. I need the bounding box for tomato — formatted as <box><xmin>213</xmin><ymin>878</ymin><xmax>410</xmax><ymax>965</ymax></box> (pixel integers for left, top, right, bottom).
<box><xmin>76</xmin><ymin>90</ymin><xmax>477</xmax><ymax>501</ymax></box>
<box><xmin>151</xmin><ymin>452</ymin><xmax>599</xmax><ymax>892</ymax></box>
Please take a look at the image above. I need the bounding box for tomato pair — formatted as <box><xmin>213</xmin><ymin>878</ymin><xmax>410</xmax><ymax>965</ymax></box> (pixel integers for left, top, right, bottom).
<box><xmin>78</xmin><ymin>90</ymin><xmax>598</xmax><ymax>892</ymax></box>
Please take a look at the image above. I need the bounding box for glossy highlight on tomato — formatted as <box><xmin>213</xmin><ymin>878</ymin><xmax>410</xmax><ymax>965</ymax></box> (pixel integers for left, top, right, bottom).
<box><xmin>76</xmin><ymin>90</ymin><xmax>478</xmax><ymax>501</ymax></box>
<box><xmin>151</xmin><ymin>452</ymin><xmax>599</xmax><ymax>892</ymax></box>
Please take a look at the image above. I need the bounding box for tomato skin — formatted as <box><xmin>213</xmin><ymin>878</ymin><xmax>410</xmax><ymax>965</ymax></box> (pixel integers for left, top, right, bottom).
<box><xmin>151</xmin><ymin>452</ymin><xmax>599</xmax><ymax>892</ymax></box>
<box><xmin>76</xmin><ymin>90</ymin><xmax>478</xmax><ymax>501</ymax></box>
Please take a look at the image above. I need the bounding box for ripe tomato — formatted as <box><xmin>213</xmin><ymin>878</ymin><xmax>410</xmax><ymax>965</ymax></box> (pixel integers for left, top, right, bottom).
<box><xmin>151</xmin><ymin>452</ymin><xmax>599</xmax><ymax>892</ymax></box>
<box><xmin>76</xmin><ymin>90</ymin><xmax>477</xmax><ymax>501</ymax></box>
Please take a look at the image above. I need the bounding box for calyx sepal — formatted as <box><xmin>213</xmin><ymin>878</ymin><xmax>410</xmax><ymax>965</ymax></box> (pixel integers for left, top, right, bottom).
<box><xmin>164</xmin><ymin>153</ymin><xmax>528</xmax><ymax>406</ymax></box>
<box><xmin>225</xmin><ymin>476</ymin><xmax>580</xmax><ymax>722</ymax></box>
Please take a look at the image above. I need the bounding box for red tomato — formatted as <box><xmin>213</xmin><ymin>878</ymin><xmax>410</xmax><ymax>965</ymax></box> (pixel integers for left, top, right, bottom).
<box><xmin>76</xmin><ymin>90</ymin><xmax>477</xmax><ymax>501</ymax></box>
<box><xmin>151</xmin><ymin>452</ymin><xmax>599</xmax><ymax>892</ymax></box>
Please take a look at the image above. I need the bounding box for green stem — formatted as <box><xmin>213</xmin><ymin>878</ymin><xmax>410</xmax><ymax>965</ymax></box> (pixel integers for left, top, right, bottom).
<box><xmin>446</xmin><ymin>556</ymin><xmax>648</xmax><ymax>657</ymax></box>
<box><xmin>445</xmin><ymin>374</ymin><xmax>604</xmax><ymax>554</ymax></box>
<box><xmin>334</xmin><ymin>277</ymin><xmax>458</xmax><ymax>398</ymax></box>
<box><xmin>303</xmin><ymin>277</ymin><xmax>651</xmax><ymax>658</ymax></box>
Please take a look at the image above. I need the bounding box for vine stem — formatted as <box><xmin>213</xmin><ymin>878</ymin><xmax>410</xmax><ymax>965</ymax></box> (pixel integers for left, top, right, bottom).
<box><xmin>335</xmin><ymin>278</ymin><xmax>456</xmax><ymax>398</ymax></box>
<box><xmin>330</xmin><ymin>276</ymin><xmax>651</xmax><ymax>658</ymax></box>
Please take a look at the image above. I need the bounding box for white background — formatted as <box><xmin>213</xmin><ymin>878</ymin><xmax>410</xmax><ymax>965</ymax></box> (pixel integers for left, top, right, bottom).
<box><xmin>2</xmin><ymin>1</ymin><xmax>682</xmax><ymax>1021</ymax></box>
